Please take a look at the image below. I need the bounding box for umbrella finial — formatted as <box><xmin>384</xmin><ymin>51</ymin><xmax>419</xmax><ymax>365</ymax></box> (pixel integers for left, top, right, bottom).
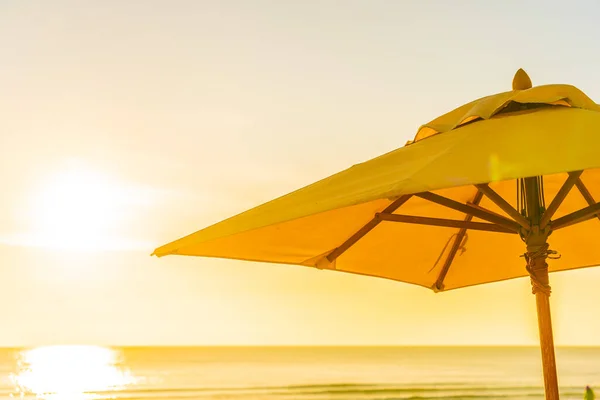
<box><xmin>513</xmin><ymin>68</ymin><xmax>532</xmax><ymax>90</ymax></box>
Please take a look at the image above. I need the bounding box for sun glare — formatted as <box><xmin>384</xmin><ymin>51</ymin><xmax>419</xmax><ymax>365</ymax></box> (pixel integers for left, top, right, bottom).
<box><xmin>21</xmin><ymin>162</ymin><xmax>151</xmax><ymax>251</ymax></box>
<box><xmin>11</xmin><ymin>345</ymin><xmax>136</xmax><ymax>400</ymax></box>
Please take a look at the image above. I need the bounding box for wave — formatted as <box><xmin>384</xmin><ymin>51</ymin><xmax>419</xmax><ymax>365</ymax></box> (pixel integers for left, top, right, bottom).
<box><xmin>7</xmin><ymin>383</ymin><xmax>586</xmax><ymax>400</ymax></box>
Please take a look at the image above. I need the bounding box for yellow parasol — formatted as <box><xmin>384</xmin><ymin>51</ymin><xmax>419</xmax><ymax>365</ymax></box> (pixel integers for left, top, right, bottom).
<box><xmin>154</xmin><ymin>69</ymin><xmax>600</xmax><ymax>400</ymax></box>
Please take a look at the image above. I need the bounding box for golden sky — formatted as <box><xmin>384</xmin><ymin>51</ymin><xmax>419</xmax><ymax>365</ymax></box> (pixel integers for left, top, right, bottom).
<box><xmin>2</xmin><ymin>0</ymin><xmax>600</xmax><ymax>346</ymax></box>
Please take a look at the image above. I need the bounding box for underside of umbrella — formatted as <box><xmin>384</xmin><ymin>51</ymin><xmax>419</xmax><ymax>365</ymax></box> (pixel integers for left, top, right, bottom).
<box><xmin>154</xmin><ymin>70</ymin><xmax>600</xmax><ymax>400</ymax></box>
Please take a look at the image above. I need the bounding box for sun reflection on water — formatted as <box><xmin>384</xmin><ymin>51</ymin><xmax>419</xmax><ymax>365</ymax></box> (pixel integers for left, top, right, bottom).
<box><xmin>11</xmin><ymin>345</ymin><xmax>136</xmax><ymax>400</ymax></box>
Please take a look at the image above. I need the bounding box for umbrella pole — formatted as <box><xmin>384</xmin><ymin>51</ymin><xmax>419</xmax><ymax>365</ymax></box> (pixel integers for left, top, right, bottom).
<box><xmin>534</xmin><ymin>285</ymin><xmax>559</xmax><ymax>400</ymax></box>
<box><xmin>524</xmin><ymin>177</ymin><xmax>560</xmax><ymax>400</ymax></box>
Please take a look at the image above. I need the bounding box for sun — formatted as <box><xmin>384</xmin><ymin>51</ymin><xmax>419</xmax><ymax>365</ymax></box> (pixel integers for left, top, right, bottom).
<box><xmin>22</xmin><ymin>161</ymin><xmax>146</xmax><ymax>251</ymax></box>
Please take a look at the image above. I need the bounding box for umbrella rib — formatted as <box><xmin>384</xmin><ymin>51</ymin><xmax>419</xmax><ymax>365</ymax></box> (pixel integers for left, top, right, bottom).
<box><xmin>415</xmin><ymin>192</ymin><xmax>521</xmax><ymax>233</ymax></box>
<box><xmin>376</xmin><ymin>213</ymin><xmax>514</xmax><ymax>233</ymax></box>
<box><xmin>466</xmin><ymin>201</ymin><xmax>516</xmax><ymax>220</ymax></box>
<box><xmin>476</xmin><ymin>183</ymin><xmax>530</xmax><ymax>230</ymax></box>
<box><xmin>432</xmin><ymin>191</ymin><xmax>483</xmax><ymax>292</ymax></box>
<box><xmin>325</xmin><ymin>195</ymin><xmax>412</xmax><ymax>263</ymax></box>
<box><xmin>540</xmin><ymin>171</ymin><xmax>583</xmax><ymax>229</ymax></box>
<box><xmin>575</xmin><ymin>177</ymin><xmax>600</xmax><ymax>222</ymax></box>
<box><xmin>552</xmin><ymin>200</ymin><xmax>600</xmax><ymax>230</ymax></box>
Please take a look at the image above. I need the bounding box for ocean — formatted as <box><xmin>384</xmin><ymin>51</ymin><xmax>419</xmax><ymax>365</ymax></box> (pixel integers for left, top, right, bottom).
<box><xmin>1</xmin><ymin>346</ymin><xmax>598</xmax><ymax>399</ymax></box>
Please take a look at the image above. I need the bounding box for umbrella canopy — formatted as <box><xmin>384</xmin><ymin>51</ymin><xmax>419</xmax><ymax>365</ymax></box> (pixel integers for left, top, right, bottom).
<box><xmin>154</xmin><ymin>69</ymin><xmax>600</xmax><ymax>400</ymax></box>
<box><xmin>154</xmin><ymin>70</ymin><xmax>600</xmax><ymax>291</ymax></box>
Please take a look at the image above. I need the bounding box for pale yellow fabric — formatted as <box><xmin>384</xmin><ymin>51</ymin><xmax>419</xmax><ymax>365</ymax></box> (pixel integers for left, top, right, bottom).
<box><xmin>414</xmin><ymin>83</ymin><xmax>600</xmax><ymax>141</ymax></box>
<box><xmin>153</xmin><ymin>83</ymin><xmax>600</xmax><ymax>291</ymax></box>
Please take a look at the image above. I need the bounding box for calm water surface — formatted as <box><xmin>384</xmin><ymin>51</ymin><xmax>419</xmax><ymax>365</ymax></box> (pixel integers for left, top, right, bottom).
<box><xmin>0</xmin><ymin>346</ymin><xmax>598</xmax><ymax>399</ymax></box>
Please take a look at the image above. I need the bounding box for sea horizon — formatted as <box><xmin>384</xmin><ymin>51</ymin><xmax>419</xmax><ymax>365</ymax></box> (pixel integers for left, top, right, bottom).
<box><xmin>4</xmin><ymin>344</ymin><xmax>600</xmax><ymax>349</ymax></box>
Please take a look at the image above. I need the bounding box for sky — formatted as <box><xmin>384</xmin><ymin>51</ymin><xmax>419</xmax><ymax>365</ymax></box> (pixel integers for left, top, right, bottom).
<box><xmin>2</xmin><ymin>0</ymin><xmax>600</xmax><ymax>347</ymax></box>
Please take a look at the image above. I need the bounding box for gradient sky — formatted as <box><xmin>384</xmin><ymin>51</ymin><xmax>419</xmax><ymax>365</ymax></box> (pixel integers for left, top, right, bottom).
<box><xmin>2</xmin><ymin>0</ymin><xmax>600</xmax><ymax>347</ymax></box>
